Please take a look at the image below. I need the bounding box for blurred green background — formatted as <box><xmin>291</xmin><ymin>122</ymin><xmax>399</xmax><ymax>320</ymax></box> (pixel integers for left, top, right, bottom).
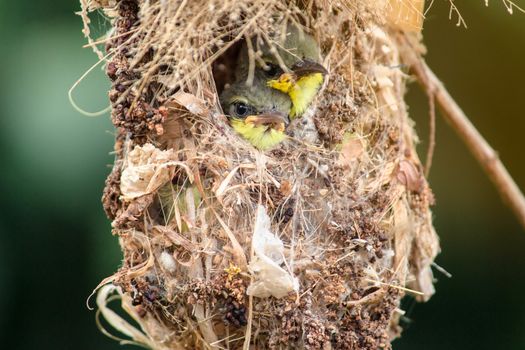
<box><xmin>0</xmin><ymin>1</ymin><xmax>524</xmax><ymax>349</ymax></box>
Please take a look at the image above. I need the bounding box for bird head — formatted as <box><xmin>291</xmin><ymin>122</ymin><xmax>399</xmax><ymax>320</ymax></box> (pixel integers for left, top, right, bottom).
<box><xmin>236</xmin><ymin>25</ymin><xmax>326</xmax><ymax>83</ymax></box>
<box><xmin>220</xmin><ymin>79</ymin><xmax>291</xmax><ymax>150</ymax></box>
<box><xmin>265</xmin><ymin>59</ymin><xmax>328</xmax><ymax>94</ymax></box>
<box><xmin>253</xmin><ymin>25</ymin><xmax>328</xmax><ymax>118</ymax></box>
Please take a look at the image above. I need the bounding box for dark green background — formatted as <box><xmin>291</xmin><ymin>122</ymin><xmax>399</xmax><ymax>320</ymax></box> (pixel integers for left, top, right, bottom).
<box><xmin>0</xmin><ymin>1</ymin><xmax>524</xmax><ymax>349</ymax></box>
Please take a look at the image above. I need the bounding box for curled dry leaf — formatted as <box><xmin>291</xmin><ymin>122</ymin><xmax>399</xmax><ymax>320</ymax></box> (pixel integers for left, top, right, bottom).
<box><xmin>397</xmin><ymin>160</ymin><xmax>424</xmax><ymax>193</ymax></box>
<box><xmin>167</xmin><ymin>92</ymin><xmax>210</xmax><ymax>117</ymax></box>
<box><xmin>120</xmin><ymin>143</ymin><xmax>193</xmax><ymax>201</ymax></box>
<box><xmin>96</xmin><ymin>284</ymin><xmax>155</xmax><ymax>348</ymax></box>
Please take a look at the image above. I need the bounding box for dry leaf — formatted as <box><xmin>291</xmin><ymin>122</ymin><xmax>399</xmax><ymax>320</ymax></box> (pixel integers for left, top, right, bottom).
<box><xmin>167</xmin><ymin>92</ymin><xmax>210</xmax><ymax>117</ymax></box>
<box><xmin>96</xmin><ymin>284</ymin><xmax>156</xmax><ymax>348</ymax></box>
<box><xmin>120</xmin><ymin>143</ymin><xmax>193</xmax><ymax>201</ymax></box>
<box><xmin>397</xmin><ymin>160</ymin><xmax>423</xmax><ymax>192</ymax></box>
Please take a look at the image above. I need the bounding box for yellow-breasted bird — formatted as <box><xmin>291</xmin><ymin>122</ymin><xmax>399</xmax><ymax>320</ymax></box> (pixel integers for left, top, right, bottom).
<box><xmin>238</xmin><ymin>26</ymin><xmax>328</xmax><ymax>119</ymax></box>
<box><xmin>266</xmin><ymin>58</ymin><xmax>327</xmax><ymax>118</ymax></box>
<box><xmin>220</xmin><ymin>77</ymin><xmax>291</xmax><ymax>150</ymax></box>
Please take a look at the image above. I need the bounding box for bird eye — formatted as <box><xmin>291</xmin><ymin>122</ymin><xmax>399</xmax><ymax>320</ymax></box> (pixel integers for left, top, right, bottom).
<box><xmin>231</xmin><ymin>102</ymin><xmax>250</xmax><ymax>117</ymax></box>
<box><xmin>264</xmin><ymin>63</ymin><xmax>281</xmax><ymax>78</ymax></box>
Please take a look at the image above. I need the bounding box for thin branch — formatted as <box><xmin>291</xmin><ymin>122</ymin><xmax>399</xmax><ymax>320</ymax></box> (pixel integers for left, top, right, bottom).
<box><xmin>424</xmin><ymin>88</ymin><xmax>436</xmax><ymax>177</ymax></box>
<box><xmin>400</xmin><ymin>34</ymin><xmax>525</xmax><ymax>230</ymax></box>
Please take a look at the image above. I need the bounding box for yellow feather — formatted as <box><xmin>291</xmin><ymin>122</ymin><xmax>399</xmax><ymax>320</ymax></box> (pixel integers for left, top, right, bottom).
<box><xmin>268</xmin><ymin>72</ymin><xmax>324</xmax><ymax>118</ymax></box>
<box><xmin>267</xmin><ymin>73</ymin><xmax>294</xmax><ymax>94</ymax></box>
<box><xmin>289</xmin><ymin>73</ymin><xmax>324</xmax><ymax>117</ymax></box>
<box><xmin>230</xmin><ymin>119</ymin><xmax>286</xmax><ymax>150</ymax></box>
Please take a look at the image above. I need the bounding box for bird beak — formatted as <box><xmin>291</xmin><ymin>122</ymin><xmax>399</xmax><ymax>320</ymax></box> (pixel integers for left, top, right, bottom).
<box><xmin>245</xmin><ymin>113</ymin><xmax>289</xmax><ymax>132</ymax></box>
<box><xmin>291</xmin><ymin>59</ymin><xmax>328</xmax><ymax>78</ymax></box>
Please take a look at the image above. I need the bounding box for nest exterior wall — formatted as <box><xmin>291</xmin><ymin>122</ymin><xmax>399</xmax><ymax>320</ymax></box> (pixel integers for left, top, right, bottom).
<box><xmin>83</xmin><ymin>0</ymin><xmax>440</xmax><ymax>349</ymax></box>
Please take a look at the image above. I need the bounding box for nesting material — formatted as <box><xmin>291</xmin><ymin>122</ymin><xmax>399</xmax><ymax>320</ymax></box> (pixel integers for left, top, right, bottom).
<box><xmin>120</xmin><ymin>143</ymin><xmax>192</xmax><ymax>201</ymax></box>
<box><xmin>247</xmin><ymin>205</ymin><xmax>299</xmax><ymax>298</ymax></box>
<box><xmin>82</xmin><ymin>0</ymin><xmax>439</xmax><ymax>349</ymax></box>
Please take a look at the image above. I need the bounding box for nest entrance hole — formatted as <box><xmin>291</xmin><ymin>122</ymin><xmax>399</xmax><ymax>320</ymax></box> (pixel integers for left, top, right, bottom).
<box><xmin>212</xmin><ymin>40</ymin><xmax>243</xmax><ymax>96</ymax></box>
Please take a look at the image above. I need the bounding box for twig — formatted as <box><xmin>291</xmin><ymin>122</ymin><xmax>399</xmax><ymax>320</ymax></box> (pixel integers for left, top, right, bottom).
<box><xmin>400</xmin><ymin>34</ymin><xmax>525</xmax><ymax>230</ymax></box>
<box><xmin>424</xmin><ymin>88</ymin><xmax>436</xmax><ymax>177</ymax></box>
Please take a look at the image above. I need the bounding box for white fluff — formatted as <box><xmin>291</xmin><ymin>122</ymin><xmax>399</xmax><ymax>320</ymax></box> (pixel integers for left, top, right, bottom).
<box><xmin>159</xmin><ymin>251</ymin><xmax>177</xmax><ymax>273</ymax></box>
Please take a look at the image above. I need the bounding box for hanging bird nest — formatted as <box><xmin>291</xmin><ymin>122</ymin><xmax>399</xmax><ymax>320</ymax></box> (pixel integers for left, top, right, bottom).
<box><xmin>81</xmin><ymin>0</ymin><xmax>439</xmax><ymax>349</ymax></box>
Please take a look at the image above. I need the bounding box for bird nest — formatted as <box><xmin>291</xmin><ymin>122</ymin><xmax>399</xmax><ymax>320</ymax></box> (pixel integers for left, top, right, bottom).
<box><xmin>81</xmin><ymin>0</ymin><xmax>439</xmax><ymax>349</ymax></box>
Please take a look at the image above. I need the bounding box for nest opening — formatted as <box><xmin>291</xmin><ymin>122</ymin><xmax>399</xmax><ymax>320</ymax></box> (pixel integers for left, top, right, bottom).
<box><xmin>212</xmin><ymin>39</ymin><xmax>243</xmax><ymax>96</ymax></box>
